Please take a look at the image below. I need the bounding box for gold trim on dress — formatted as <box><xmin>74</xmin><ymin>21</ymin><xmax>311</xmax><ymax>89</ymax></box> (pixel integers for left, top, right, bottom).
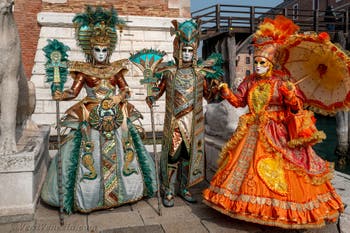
<box><xmin>248</xmin><ymin>80</ymin><xmax>273</xmax><ymax>115</ymax></box>
<box><xmin>207</xmin><ymin>185</ymin><xmax>341</xmax><ymax>211</ymax></box>
<box><xmin>69</xmin><ymin>60</ymin><xmax>128</xmax><ymax>79</ymax></box>
<box><xmin>203</xmin><ymin>200</ymin><xmax>339</xmax><ymax>229</ymax></box>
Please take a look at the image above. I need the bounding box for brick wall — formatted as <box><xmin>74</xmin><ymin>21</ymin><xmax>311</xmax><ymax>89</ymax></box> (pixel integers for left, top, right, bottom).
<box><xmin>14</xmin><ymin>0</ymin><xmax>189</xmax><ymax>80</ymax></box>
<box><xmin>41</xmin><ymin>0</ymin><xmax>189</xmax><ymax>18</ymax></box>
<box><xmin>13</xmin><ymin>0</ymin><xmax>42</xmax><ymax>79</ymax></box>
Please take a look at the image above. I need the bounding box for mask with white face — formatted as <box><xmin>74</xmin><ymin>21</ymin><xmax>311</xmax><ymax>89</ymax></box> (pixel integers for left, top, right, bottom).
<box><xmin>93</xmin><ymin>45</ymin><xmax>108</xmax><ymax>63</ymax></box>
<box><xmin>254</xmin><ymin>57</ymin><xmax>272</xmax><ymax>76</ymax></box>
<box><xmin>182</xmin><ymin>46</ymin><xmax>194</xmax><ymax>63</ymax></box>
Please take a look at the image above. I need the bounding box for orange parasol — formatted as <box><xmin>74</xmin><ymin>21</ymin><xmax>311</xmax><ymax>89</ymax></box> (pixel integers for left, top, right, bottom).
<box><xmin>282</xmin><ymin>32</ymin><xmax>350</xmax><ymax>115</ymax></box>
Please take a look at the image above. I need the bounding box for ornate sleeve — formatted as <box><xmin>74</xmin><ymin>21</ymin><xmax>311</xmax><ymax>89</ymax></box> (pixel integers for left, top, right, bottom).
<box><xmin>153</xmin><ymin>76</ymin><xmax>166</xmax><ymax>101</ymax></box>
<box><xmin>61</xmin><ymin>72</ymin><xmax>85</xmax><ymax>100</ymax></box>
<box><xmin>286</xmin><ymin>90</ymin><xmax>303</xmax><ymax>112</ymax></box>
<box><xmin>111</xmin><ymin>69</ymin><xmax>129</xmax><ymax>91</ymax></box>
<box><xmin>220</xmin><ymin>77</ymin><xmax>249</xmax><ymax>107</ymax></box>
<box><xmin>278</xmin><ymin>81</ymin><xmax>303</xmax><ymax>112</ymax></box>
<box><xmin>203</xmin><ymin>78</ymin><xmax>220</xmax><ymax>101</ymax></box>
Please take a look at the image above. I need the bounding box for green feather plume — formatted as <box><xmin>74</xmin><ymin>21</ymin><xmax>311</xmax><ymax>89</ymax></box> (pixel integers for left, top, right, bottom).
<box><xmin>73</xmin><ymin>6</ymin><xmax>125</xmax><ymax>62</ymax></box>
<box><xmin>63</xmin><ymin>122</ymin><xmax>86</xmax><ymax>214</ymax></box>
<box><xmin>43</xmin><ymin>39</ymin><xmax>70</xmax><ymax>93</ymax></box>
<box><xmin>199</xmin><ymin>52</ymin><xmax>224</xmax><ymax>80</ymax></box>
<box><xmin>73</xmin><ymin>5</ymin><xmax>125</xmax><ymax>28</ymax></box>
<box><xmin>127</xmin><ymin>119</ymin><xmax>157</xmax><ymax>197</ymax></box>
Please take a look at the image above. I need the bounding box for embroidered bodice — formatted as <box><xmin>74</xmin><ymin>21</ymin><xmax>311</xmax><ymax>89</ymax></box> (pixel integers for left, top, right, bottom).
<box><xmin>64</xmin><ymin>60</ymin><xmax>129</xmax><ymax>101</ymax></box>
<box><xmin>83</xmin><ymin>75</ymin><xmax>117</xmax><ymax>99</ymax></box>
<box><xmin>173</xmin><ymin>67</ymin><xmax>196</xmax><ymax>116</ymax></box>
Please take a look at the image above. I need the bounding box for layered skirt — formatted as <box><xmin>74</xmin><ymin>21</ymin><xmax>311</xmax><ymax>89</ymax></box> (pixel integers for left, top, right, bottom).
<box><xmin>203</xmin><ymin>114</ymin><xmax>343</xmax><ymax>229</ymax></box>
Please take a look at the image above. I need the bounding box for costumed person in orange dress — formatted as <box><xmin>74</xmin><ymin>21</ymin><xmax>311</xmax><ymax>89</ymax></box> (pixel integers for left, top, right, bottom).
<box><xmin>202</xmin><ymin>16</ymin><xmax>344</xmax><ymax>229</ymax></box>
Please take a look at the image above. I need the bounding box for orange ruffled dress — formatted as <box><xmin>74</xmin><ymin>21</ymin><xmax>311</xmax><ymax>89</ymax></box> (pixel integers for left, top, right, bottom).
<box><xmin>203</xmin><ymin>72</ymin><xmax>344</xmax><ymax>229</ymax></box>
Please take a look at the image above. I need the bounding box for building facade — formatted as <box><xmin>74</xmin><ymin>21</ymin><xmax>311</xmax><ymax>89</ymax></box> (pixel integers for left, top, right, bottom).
<box><xmin>235</xmin><ymin>0</ymin><xmax>350</xmax><ymax>86</ymax></box>
<box><xmin>276</xmin><ymin>0</ymin><xmax>350</xmax><ymax>12</ymax></box>
<box><xmin>273</xmin><ymin>0</ymin><xmax>350</xmax><ymax>30</ymax></box>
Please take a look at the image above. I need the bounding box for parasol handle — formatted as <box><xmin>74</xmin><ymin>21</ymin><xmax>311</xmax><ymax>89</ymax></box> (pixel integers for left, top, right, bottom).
<box><xmin>293</xmin><ymin>76</ymin><xmax>309</xmax><ymax>85</ymax></box>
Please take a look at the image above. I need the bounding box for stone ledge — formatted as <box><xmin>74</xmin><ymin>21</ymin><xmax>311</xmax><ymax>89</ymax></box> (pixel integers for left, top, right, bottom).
<box><xmin>0</xmin><ymin>125</ymin><xmax>50</xmax><ymax>224</ymax></box>
<box><xmin>0</xmin><ymin>213</ymin><xmax>34</xmax><ymax>225</ymax></box>
<box><xmin>0</xmin><ymin>125</ymin><xmax>50</xmax><ymax>172</ymax></box>
<box><xmin>37</xmin><ymin>12</ymin><xmax>185</xmax><ymax>30</ymax></box>
<box><xmin>0</xmin><ymin>203</ymin><xmax>35</xmax><ymax>223</ymax></box>
<box><xmin>42</xmin><ymin>0</ymin><xmax>67</xmax><ymax>3</ymax></box>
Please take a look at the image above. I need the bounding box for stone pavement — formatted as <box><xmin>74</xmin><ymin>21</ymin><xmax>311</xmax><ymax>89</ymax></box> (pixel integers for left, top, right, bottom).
<box><xmin>1</xmin><ymin>173</ymin><xmax>349</xmax><ymax>233</ymax></box>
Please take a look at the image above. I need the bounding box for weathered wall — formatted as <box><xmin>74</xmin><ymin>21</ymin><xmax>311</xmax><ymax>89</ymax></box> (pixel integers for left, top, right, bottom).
<box><xmin>13</xmin><ymin>0</ymin><xmax>190</xmax><ymax>80</ymax></box>
<box><xmin>13</xmin><ymin>0</ymin><xmax>42</xmax><ymax>78</ymax></box>
<box><xmin>31</xmin><ymin>13</ymin><xmax>185</xmax><ymax>137</ymax></box>
<box><xmin>41</xmin><ymin>0</ymin><xmax>190</xmax><ymax>18</ymax></box>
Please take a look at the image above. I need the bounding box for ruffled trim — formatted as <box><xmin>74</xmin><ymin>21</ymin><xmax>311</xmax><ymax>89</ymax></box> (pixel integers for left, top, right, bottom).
<box><xmin>287</xmin><ymin>130</ymin><xmax>326</xmax><ymax>148</ymax></box>
<box><xmin>304</xmin><ymin>100</ymin><xmax>350</xmax><ymax>117</ymax></box>
<box><xmin>203</xmin><ymin>199</ymin><xmax>339</xmax><ymax>229</ymax></box>
<box><xmin>284</xmin><ymin>161</ymin><xmax>335</xmax><ymax>186</ymax></box>
<box><xmin>203</xmin><ymin>187</ymin><xmax>343</xmax><ymax>229</ymax></box>
<box><xmin>217</xmin><ymin>114</ymin><xmax>255</xmax><ymax>167</ymax></box>
<box><xmin>247</xmin><ymin>79</ymin><xmax>274</xmax><ymax>115</ymax></box>
<box><xmin>259</xmin><ymin>117</ymin><xmax>330</xmax><ymax>179</ymax></box>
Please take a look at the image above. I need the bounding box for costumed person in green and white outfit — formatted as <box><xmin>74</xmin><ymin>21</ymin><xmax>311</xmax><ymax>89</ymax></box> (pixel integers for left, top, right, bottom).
<box><xmin>146</xmin><ymin>19</ymin><xmax>223</xmax><ymax>207</ymax></box>
<box><xmin>41</xmin><ymin>6</ymin><xmax>157</xmax><ymax>214</ymax></box>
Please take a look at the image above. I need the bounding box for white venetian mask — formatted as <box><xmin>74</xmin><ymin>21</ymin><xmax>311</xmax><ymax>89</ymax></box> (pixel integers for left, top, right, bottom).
<box><xmin>93</xmin><ymin>45</ymin><xmax>108</xmax><ymax>63</ymax></box>
<box><xmin>182</xmin><ymin>46</ymin><xmax>194</xmax><ymax>63</ymax></box>
<box><xmin>254</xmin><ymin>57</ymin><xmax>272</xmax><ymax>76</ymax></box>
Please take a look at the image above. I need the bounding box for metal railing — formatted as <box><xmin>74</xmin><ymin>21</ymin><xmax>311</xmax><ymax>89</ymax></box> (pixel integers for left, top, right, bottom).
<box><xmin>192</xmin><ymin>4</ymin><xmax>349</xmax><ymax>39</ymax></box>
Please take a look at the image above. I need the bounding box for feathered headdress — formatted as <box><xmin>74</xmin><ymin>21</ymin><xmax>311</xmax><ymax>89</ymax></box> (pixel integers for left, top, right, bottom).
<box><xmin>253</xmin><ymin>15</ymin><xmax>299</xmax><ymax>65</ymax></box>
<box><xmin>73</xmin><ymin>6</ymin><xmax>125</xmax><ymax>62</ymax></box>
<box><xmin>171</xmin><ymin>19</ymin><xmax>200</xmax><ymax>67</ymax></box>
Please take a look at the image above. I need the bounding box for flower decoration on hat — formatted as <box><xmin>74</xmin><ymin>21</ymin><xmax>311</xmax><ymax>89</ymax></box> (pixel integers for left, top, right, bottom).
<box><xmin>73</xmin><ymin>6</ymin><xmax>125</xmax><ymax>63</ymax></box>
<box><xmin>253</xmin><ymin>15</ymin><xmax>299</xmax><ymax>67</ymax></box>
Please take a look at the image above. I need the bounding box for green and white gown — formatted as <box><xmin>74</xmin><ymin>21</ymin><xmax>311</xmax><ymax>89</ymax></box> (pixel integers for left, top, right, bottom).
<box><xmin>41</xmin><ymin>62</ymin><xmax>157</xmax><ymax>213</ymax></box>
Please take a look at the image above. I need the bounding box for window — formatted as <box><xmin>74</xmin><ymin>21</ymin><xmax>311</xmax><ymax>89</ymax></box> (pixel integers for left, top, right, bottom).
<box><xmin>246</xmin><ymin>57</ymin><xmax>250</xmax><ymax>64</ymax></box>
<box><xmin>293</xmin><ymin>4</ymin><xmax>298</xmax><ymax>20</ymax></box>
<box><xmin>245</xmin><ymin>70</ymin><xmax>251</xmax><ymax>76</ymax></box>
<box><xmin>248</xmin><ymin>46</ymin><xmax>253</xmax><ymax>55</ymax></box>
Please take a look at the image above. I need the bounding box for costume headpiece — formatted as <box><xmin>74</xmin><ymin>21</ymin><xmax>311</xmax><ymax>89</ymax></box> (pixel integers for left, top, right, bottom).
<box><xmin>171</xmin><ymin>19</ymin><xmax>200</xmax><ymax>67</ymax></box>
<box><xmin>73</xmin><ymin>6</ymin><xmax>125</xmax><ymax>63</ymax></box>
<box><xmin>253</xmin><ymin>15</ymin><xmax>299</xmax><ymax>66</ymax></box>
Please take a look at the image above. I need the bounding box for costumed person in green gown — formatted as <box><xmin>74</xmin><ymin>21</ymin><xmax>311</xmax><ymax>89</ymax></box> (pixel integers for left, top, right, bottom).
<box><xmin>41</xmin><ymin>6</ymin><xmax>157</xmax><ymax>214</ymax></box>
<box><xmin>146</xmin><ymin>19</ymin><xmax>223</xmax><ymax>207</ymax></box>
